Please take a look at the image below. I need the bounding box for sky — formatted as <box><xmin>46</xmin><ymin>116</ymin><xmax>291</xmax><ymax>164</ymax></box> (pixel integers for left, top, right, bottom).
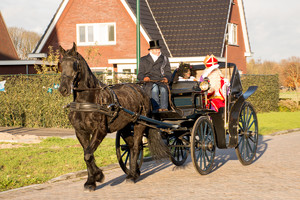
<box><xmin>0</xmin><ymin>0</ymin><xmax>299</xmax><ymax>62</ymax></box>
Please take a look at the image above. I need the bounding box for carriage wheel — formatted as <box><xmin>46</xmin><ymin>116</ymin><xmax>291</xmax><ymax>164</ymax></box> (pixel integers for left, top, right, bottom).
<box><xmin>235</xmin><ymin>102</ymin><xmax>258</xmax><ymax>165</ymax></box>
<box><xmin>115</xmin><ymin>130</ymin><xmax>144</xmax><ymax>175</ymax></box>
<box><xmin>168</xmin><ymin>135</ymin><xmax>189</xmax><ymax>166</ymax></box>
<box><xmin>191</xmin><ymin>116</ymin><xmax>216</xmax><ymax>175</ymax></box>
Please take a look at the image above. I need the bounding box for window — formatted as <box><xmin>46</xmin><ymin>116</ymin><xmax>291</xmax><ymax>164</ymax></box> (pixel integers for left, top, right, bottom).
<box><xmin>77</xmin><ymin>23</ymin><xmax>116</xmax><ymax>46</ymax></box>
<box><xmin>123</xmin><ymin>69</ymin><xmax>131</xmax><ymax>73</ymax></box>
<box><xmin>228</xmin><ymin>23</ymin><xmax>237</xmax><ymax>45</ymax></box>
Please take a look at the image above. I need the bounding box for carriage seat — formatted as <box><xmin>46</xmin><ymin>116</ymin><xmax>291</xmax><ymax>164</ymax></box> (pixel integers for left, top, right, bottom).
<box><xmin>171</xmin><ymin>81</ymin><xmax>199</xmax><ymax>94</ymax></box>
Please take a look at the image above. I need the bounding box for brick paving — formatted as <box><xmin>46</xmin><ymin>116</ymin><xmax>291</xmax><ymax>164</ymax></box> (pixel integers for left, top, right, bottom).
<box><xmin>0</xmin><ymin>131</ymin><xmax>299</xmax><ymax>200</ymax></box>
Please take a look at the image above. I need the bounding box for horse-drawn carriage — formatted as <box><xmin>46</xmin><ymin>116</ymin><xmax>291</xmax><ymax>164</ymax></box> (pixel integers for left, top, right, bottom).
<box><xmin>58</xmin><ymin>43</ymin><xmax>258</xmax><ymax>191</ymax></box>
<box><xmin>116</xmin><ymin>62</ymin><xmax>259</xmax><ymax>175</ymax></box>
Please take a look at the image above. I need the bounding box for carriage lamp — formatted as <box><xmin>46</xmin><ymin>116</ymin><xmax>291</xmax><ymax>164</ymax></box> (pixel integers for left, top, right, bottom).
<box><xmin>200</xmin><ymin>79</ymin><xmax>210</xmax><ymax>91</ymax></box>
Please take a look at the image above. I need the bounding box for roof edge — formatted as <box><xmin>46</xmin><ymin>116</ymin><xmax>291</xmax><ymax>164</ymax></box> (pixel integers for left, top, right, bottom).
<box><xmin>0</xmin><ymin>12</ymin><xmax>19</xmax><ymax>59</ymax></box>
<box><xmin>34</xmin><ymin>0</ymin><xmax>69</xmax><ymax>53</ymax></box>
<box><xmin>221</xmin><ymin>0</ymin><xmax>233</xmax><ymax>57</ymax></box>
<box><xmin>237</xmin><ymin>0</ymin><xmax>252</xmax><ymax>56</ymax></box>
<box><xmin>120</xmin><ymin>0</ymin><xmax>150</xmax><ymax>42</ymax></box>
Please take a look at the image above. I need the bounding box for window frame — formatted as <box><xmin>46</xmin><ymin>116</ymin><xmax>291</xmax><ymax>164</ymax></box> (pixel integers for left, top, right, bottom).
<box><xmin>76</xmin><ymin>22</ymin><xmax>116</xmax><ymax>46</ymax></box>
<box><xmin>228</xmin><ymin>23</ymin><xmax>238</xmax><ymax>46</ymax></box>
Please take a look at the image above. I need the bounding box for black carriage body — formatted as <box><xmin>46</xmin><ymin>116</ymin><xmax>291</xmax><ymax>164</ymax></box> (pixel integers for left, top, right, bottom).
<box><xmin>154</xmin><ymin>63</ymin><xmax>257</xmax><ymax>149</ymax></box>
<box><xmin>114</xmin><ymin>62</ymin><xmax>259</xmax><ymax>176</ymax></box>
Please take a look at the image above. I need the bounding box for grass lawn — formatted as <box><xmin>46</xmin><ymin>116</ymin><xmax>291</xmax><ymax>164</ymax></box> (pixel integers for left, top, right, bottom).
<box><xmin>279</xmin><ymin>91</ymin><xmax>300</xmax><ymax>101</ymax></box>
<box><xmin>257</xmin><ymin>111</ymin><xmax>300</xmax><ymax>135</ymax></box>
<box><xmin>0</xmin><ymin>137</ymin><xmax>117</xmax><ymax>192</ymax></box>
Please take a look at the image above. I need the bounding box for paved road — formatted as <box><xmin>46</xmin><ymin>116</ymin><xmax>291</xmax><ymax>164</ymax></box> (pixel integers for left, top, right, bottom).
<box><xmin>0</xmin><ymin>131</ymin><xmax>299</xmax><ymax>200</ymax></box>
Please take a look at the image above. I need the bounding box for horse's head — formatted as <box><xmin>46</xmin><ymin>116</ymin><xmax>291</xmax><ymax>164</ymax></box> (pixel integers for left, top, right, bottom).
<box><xmin>58</xmin><ymin>42</ymin><xmax>80</xmax><ymax>97</ymax></box>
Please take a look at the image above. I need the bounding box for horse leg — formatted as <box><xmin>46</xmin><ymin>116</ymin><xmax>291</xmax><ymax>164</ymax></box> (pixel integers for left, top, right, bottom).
<box><xmin>126</xmin><ymin>124</ymin><xmax>145</xmax><ymax>183</ymax></box>
<box><xmin>76</xmin><ymin>130</ymin><xmax>106</xmax><ymax>191</ymax></box>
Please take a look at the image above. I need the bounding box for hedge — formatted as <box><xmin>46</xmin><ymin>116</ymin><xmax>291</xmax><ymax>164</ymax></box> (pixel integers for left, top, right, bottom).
<box><xmin>0</xmin><ymin>73</ymin><xmax>135</xmax><ymax>128</ymax></box>
<box><xmin>0</xmin><ymin>75</ymin><xmax>72</xmax><ymax>128</ymax></box>
<box><xmin>241</xmin><ymin>74</ymin><xmax>279</xmax><ymax>113</ymax></box>
<box><xmin>0</xmin><ymin>73</ymin><xmax>279</xmax><ymax>128</ymax></box>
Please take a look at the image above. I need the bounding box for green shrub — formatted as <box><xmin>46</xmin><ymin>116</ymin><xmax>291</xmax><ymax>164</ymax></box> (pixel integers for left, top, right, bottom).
<box><xmin>0</xmin><ymin>73</ymin><xmax>136</xmax><ymax>128</ymax></box>
<box><xmin>241</xmin><ymin>74</ymin><xmax>279</xmax><ymax>112</ymax></box>
<box><xmin>0</xmin><ymin>74</ymin><xmax>72</xmax><ymax>128</ymax></box>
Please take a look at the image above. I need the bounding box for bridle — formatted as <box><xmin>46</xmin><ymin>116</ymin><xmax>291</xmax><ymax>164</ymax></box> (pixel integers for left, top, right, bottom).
<box><xmin>61</xmin><ymin>56</ymin><xmax>109</xmax><ymax>92</ymax></box>
<box><xmin>60</xmin><ymin>56</ymin><xmax>80</xmax><ymax>88</ymax></box>
<box><xmin>60</xmin><ymin>55</ymin><xmax>119</xmax><ymax>111</ymax></box>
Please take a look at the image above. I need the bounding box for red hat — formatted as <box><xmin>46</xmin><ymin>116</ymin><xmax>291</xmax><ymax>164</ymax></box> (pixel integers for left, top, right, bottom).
<box><xmin>204</xmin><ymin>54</ymin><xmax>218</xmax><ymax>68</ymax></box>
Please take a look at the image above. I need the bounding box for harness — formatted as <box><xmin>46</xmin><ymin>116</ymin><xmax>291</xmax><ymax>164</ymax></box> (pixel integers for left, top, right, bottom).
<box><xmin>70</xmin><ymin>84</ymin><xmax>121</xmax><ymax>123</ymax></box>
<box><xmin>61</xmin><ymin>56</ymin><xmax>147</xmax><ymax>128</ymax></box>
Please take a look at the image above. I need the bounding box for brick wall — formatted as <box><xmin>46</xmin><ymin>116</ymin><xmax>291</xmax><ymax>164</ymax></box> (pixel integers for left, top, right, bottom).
<box><xmin>41</xmin><ymin>0</ymin><xmax>149</xmax><ymax>68</ymax></box>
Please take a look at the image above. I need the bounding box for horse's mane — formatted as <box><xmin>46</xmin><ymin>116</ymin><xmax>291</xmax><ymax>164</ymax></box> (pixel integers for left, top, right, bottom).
<box><xmin>75</xmin><ymin>52</ymin><xmax>102</xmax><ymax>88</ymax></box>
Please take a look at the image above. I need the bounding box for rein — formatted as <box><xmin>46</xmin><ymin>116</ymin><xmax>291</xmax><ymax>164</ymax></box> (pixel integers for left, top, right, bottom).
<box><xmin>73</xmin><ymin>86</ymin><xmax>108</xmax><ymax>91</ymax></box>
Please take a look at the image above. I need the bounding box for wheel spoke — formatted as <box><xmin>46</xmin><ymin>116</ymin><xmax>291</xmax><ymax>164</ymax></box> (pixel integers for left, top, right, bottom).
<box><xmin>176</xmin><ymin>146</ymin><xmax>180</xmax><ymax>161</ymax></box>
<box><xmin>248</xmin><ymin>134</ymin><xmax>257</xmax><ymax>143</ymax></box>
<box><xmin>121</xmin><ymin>149</ymin><xmax>128</xmax><ymax>158</ymax></box>
<box><xmin>247</xmin><ymin>111</ymin><xmax>253</xmax><ymax>128</ymax></box>
<box><xmin>203</xmin><ymin>151</ymin><xmax>207</xmax><ymax>169</ymax></box>
<box><xmin>246</xmin><ymin>137</ymin><xmax>253</xmax><ymax>153</ymax></box>
<box><xmin>205</xmin><ymin>151</ymin><xmax>210</xmax><ymax>163</ymax></box>
<box><xmin>205</xmin><ymin>128</ymin><xmax>211</xmax><ymax>141</ymax></box>
<box><xmin>124</xmin><ymin>152</ymin><xmax>129</xmax><ymax>166</ymax></box>
<box><xmin>199</xmin><ymin>124</ymin><xmax>203</xmax><ymax>140</ymax></box>
<box><xmin>239</xmin><ymin>123</ymin><xmax>244</xmax><ymax>132</ymax></box>
<box><xmin>240</xmin><ymin>135</ymin><xmax>245</xmax><ymax>154</ymax></box>
<box><xmin>203</xmin><ymin>122</ymin><xmax>207</xmax><ymax>140</ymax></box>
<box><xmin>248</xmin><ymin>119</ymin><xmax>256</xmax><ymax>130</ymax></box>
<box><xmin>197</xmin><ymin>147</ymin><xmax>202</xmax><ymax>162</ymax></box>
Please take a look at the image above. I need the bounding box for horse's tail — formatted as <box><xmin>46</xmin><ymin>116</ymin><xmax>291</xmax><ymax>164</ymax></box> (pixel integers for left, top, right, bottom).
<box><xmin>147</xmin><ymin>128</ymin><xmax>170</xmax><ymax>160</ymax></box>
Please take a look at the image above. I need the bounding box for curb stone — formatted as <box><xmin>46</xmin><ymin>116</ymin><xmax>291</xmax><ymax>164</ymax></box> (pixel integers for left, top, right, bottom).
<box><xmin>48</xmin><ymin>157</ymin><xmax>154</xmax><ymax>182</ymax></box>
<box><xmin>0</xmin><ymin>163</ymin><xmax>119</xmax><ymax>195</ymax></box>
<box><xmin>47</xmin><ymin>163</ymin><xmax>120</xmax><ymax>183</ymax></box>
<box><xmin>270</xmin><ymin>128</ymin><xmax>300</xmax><ymax>136</ymax></box>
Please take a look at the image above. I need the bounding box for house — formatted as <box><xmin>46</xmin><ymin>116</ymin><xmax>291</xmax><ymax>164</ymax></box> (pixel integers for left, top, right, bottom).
<box><xmin>0</xmin><ymin>11</ymin><xmax>49</xmax><ymax>75</ymax></box>
<box><xmin>0</xmin><ymin>12</ymin><xmax>18</xmax><ymax>61</ymax></box>
<box><xmin>34</xmin><ymin>0</ymin><xmax>252</xmax><ymax>74</ymax></box>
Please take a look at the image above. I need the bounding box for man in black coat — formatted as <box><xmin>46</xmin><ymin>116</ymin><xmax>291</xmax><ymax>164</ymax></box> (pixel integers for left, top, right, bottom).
<box><xmin>137</xmin><ymin>40</ymin><xmax>172</xmax><ymax>112</ymax></box>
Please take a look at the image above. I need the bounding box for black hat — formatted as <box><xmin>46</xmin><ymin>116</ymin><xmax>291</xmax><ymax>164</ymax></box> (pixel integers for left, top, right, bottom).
<box><xmin>148</xmin><ymin>40</ymin><xmax>161</xmax><ymax>50</ymax></box>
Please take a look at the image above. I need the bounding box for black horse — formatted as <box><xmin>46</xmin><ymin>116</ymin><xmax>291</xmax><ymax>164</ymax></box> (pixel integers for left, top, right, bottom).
<box><xmin>58</xmin><ymin>43</ymin><xmax>167</xmax><ymax>191</ymax></box>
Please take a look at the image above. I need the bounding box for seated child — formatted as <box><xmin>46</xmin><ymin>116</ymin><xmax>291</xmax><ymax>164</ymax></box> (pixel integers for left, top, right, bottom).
<box><xmin>174</xmin><ymin>62</ymin><xmax>197</xmax><ymax>82</ymax></box>
<box><xmin>200</xmin><ymin>55</ymin><xmax>229</xmax><ymax>112</ymax></box>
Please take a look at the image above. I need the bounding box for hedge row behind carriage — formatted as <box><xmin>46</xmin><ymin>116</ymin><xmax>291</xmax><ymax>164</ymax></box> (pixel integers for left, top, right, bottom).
<box><xmin>116</xmin><ymin>62</ymin><xmax>259</xmax><ymax>175</ymax></box>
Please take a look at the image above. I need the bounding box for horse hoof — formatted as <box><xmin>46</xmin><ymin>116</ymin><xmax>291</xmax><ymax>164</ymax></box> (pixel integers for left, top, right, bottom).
<box><xmin>125</xmin><ymin>178</ymin><xmax>136</xmax><ymax>184</ymax></box>
<box><xmin>84</xmin><ymin>183</ymin><xmax>96</xmax><ymax>192</ymax></box>
<box><xmin>96</xmin><ymin>173</ymin><xmax>105</xmax><ymax>183</ymax></box>
<box><xmin>125</xmin><ymin>175</ymin><xmax>137</xmax><ymax>184</ymax></box>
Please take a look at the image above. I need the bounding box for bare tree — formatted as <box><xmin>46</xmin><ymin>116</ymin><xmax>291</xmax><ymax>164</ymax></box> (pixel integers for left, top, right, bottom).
<box><xmin>280</xmin><ymin>57</ymin><xmax>300</xmax><ymax>90</ymax></box>
<box><xmin>247</xmin><ymin>57</ymin><xmax>300</xmax><ymax>91</ymax></box>
<box><xmin>246</xmin><ymin>58</ymin><xmax>280</xmax><ymax>75</ymax></box>
<box><xmin>8</xmin><ymin>27</ymin><xmax>41</xmax><ymax>59</ymax></box>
